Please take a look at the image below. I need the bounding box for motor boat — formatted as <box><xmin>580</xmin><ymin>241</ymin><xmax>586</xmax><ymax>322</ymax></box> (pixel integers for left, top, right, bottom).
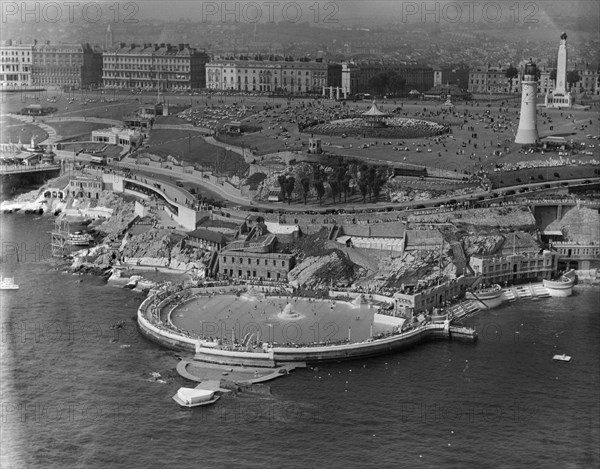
<box><xmin>68</xmin><ymin>231</ymin><xmax>93</xmax><ymax>246</ymax></box>
<box><xmin>553</xmin><ymin>354</ymin><xmax>572</xmax><ymax>362</ymax></box>
<box><xmin>172</xmin><ymin>387</ymin><xmax>220</xmax><ymax>407</ymax></box>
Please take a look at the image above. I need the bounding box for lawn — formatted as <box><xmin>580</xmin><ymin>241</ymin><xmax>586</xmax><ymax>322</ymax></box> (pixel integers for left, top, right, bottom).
<box><xmin>145</xmin><ymin>129</ymin><xmax>247</xmax><ymax>173</ymax></box>
<box><xmin>48</xmin><ymin>121</ymin><xmax>111</xmax><ymax>139</ymax></box>
<box><xmin>0</xmin><ymin>117</ymin><xmax>48</xmax><ymax>144</ymax></box>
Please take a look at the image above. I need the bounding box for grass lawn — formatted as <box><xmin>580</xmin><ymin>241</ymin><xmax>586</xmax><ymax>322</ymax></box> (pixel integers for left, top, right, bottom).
<box><xmin>145</xmin><ymin>129</ymin><xmax>247</xmax><ymax>173</ymax></box>
<box><xmin>0</xmin><ymin>117</ymin><xmax>48</xmax><ymax>143</ymax></box>
<box><xmin>48</xmin><ymin>121</ymin><xmax>111</xmax><ymax>139</ymax></box>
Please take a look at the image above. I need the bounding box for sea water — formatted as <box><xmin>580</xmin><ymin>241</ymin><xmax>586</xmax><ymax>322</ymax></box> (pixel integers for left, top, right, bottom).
<box><xmin>1</xmin><ymin>214</ymin><xmax>598</xmax><ymax>468</ymax></box>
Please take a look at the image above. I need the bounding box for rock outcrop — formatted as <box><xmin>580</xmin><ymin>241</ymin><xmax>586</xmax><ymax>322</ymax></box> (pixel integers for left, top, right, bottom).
<box><xmin>288</xmin><ymin>250</ymin><xmax>358</xmax><ymax>289</ymax></box>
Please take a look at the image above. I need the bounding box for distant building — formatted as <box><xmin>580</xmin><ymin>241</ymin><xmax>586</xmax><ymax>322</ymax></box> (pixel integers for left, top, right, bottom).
<box><xmin>433</xmin><ymin>64</ymin><xmax>470</xmax><ymax>90</ymax></box>
<box><xmin>32</xmin><ymin>42</ymin><xmax>102</xmax><ymax>90</ymax></box>
<box><xmin>185</xmin><ymin>228</ymin><xmax>228</xmax><ymax>251</ymax></box>
<box><xmin>339</xmin><ymin>61</ymin><xmax>434</xmax><ymax>96</ymax></box>
<box><xmin>578</xmin><ymin>67</ymin><xmax>600</xmax><ymax>95</ymax></box>
<box><xmin>469</xmin><ymin>250</ymin><xmax>558</xmax><ymax>284</ymax></box>
<box><xmin>91</xmin><ymin>127</ymin><xmax>142</xmax><ymax>147</ymax></box>
<box><xmin>403</xmin><ymin>230</ymin><xmax>443</xmax><ymax>252</ymax></box>
<box><xmin>67</xmin><ymin>176</ymin><xmax>104</xmax><ymax>199</ymax></box>
<box><xmin>219</xmin><ymin>251</ymin><xmax>295</xmax><ymax>281</ymax></box>
<box><xmin>553</xmin><ymin>241</ymin><xmax>600</xmax><ymax>273</ymax></box>
<box><xmin>205</xmin><ymin>57</ymin><xmax>341</xmax><ymax>93</ymax></box>
<box><xmin>0</xmin><ymin>40</ymin><xmax>33</xmax><ymax>87</ymax></box>
<box><xmin>102</xmin><ymin>43</ymin><xmax>209</xmax><ymax>91</ymax></box>
<box><xmin>394</xmin><ymin>276</ymin><xmax>473</xmax><ymax>315</ymax></box>
<box><xmin>468</xmin><ymin>65</ymin><xmax>520</xmax><ymax>94</ymax></box>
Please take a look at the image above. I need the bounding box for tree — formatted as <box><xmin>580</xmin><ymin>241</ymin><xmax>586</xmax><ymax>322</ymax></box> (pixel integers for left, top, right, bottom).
<box><xmin>341</xmin><ymin>174</ymin><xmax>352</xmax><ymax>202</ymax></box>
<box><xmin>549</xmin><ymin>69</ymin><xmax>557</xmax><ymax>82</ymax></box>
<box><xmin>328</xmin><ymin>175</ymin><xmax>340</xmax><ymax>204</ymax></box>
<box><xmin>368</xmin><ymin>73</ymin><xmax>387</xmax><ymax>96</ymax></box>
<box><xmin>566</xmin><ymin>70</ymin><xmax>581</xmax><ymax>90</ymax></box>
<box><xmin>370</xmin><ymin>167</ymin><xmax>388</xmax><ymax>202</ymax></box>
<box><xmin>277</xmin><ymin>175</ymin><xmax>287</xmax><ymax>202</ymax></box>
<box><xmin>388</xmin><ymin>72</ymin><xmax>406</xmax><ymax>95</ymax></box>
<box><xmin>285</xmin><ymin>176</ymin><xmax>295</xmax><ymax>204</ymax></box>
<box><xmin>505</xmin><ymin>65</ymin><xmax>519</xmax><ymax>92</ymax></box>
<box><xmin>300</xmin><ymin>176</ymin><xmax>310</xmax><ymax>204</ymax></box>
<box><xmin>358</xmin><ymin>175</ymin><xmax>369</xmax><ymax>203</ymax></box>
<box><xmin>313</xmin><ymin>178</ymin><xmax>325</xmax><ymax>205</ymax></box>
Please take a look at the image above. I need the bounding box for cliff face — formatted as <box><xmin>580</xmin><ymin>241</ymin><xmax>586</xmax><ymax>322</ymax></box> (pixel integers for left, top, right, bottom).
<box><xmin>288</xmin><ymin>250</ymin><xmax>359</xmax><ymax>289</ymax></box>
<box><xmin>461</xmin><ymin>235</ymin><xmax>505</xmax><ymax>257</ymax></box>
<box><xmin>121</xmin><ymin>229</ymin><xmax>172</xmax><ymax>259</ymax></box>
<box><xmin>363</xmin><ymin>248</ymin><xmax>458</xmax><ymax>290</ymax></box>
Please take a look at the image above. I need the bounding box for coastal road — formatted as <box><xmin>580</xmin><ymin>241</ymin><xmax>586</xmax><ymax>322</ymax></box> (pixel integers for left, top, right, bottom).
<box><xmin>110</xmin><ymin>158</ymin><xmax>600</xmax><ymax>215</ymax></box>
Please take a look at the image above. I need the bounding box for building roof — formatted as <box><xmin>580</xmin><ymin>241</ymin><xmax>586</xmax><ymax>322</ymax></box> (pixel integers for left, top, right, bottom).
<box><xmin>186</xmin><ymin>228</ymin><xmax>227</xmax><ymax>244</ymax></box>
<box><xmin>404</xmin><ymin>230</ymin><xmax>443</xmax><ymax>247</ymax></box>
<box><xmin>362</xmin><ymin>101</ymin><xmax>387</xmax><ymax>117</ymax></box>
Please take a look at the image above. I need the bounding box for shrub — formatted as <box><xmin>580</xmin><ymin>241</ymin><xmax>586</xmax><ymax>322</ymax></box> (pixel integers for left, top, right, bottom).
<box><xmin>246</xmin><ymin>172</ymin><xmax>267</xmax><ymax>190</ymax></box>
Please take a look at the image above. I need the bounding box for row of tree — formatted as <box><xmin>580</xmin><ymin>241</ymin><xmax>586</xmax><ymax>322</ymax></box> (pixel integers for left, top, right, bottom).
<box><xmin>505</xmin><ymin>64</ymin><xmax>582</xmax><ymax>91</ymax></box>
<box><xmin>277</xmin><ymin>161</ymin><xmax>390</xmax><ymax>205</ymax></box>
<box><xmin>367</xmin><ymin>70</ymin><xmax>407</xmax><ymax>97</ymax></box>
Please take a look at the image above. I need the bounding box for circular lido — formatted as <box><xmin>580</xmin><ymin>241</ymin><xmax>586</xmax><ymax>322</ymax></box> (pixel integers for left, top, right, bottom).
<box><xmin>137</xmin><ymin>287</ymin><xmax>477</xmax><ymax>366</ymax></box>
<box><xmin>171</xmin><ymin>293</ymin><xmax>378</xmax><ymax>344</ymax></box>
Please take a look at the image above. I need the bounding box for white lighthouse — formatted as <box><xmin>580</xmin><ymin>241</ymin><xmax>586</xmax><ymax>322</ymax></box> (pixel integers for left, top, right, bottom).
<box><xmin>515</xmin><ymin>60</ymin><xmax>539</xmax><ymax>145</ymax></box>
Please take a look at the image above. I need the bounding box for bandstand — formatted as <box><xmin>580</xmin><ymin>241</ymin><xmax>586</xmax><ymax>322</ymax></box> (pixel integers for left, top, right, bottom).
<box><xmin>362</xmin><ymin>101</ymin><xmax>387</xmax><ymax>127</ymax></box>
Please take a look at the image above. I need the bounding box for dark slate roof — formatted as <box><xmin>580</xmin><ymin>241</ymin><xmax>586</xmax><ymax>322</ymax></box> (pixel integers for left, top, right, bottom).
<box><xmin>186</xmin><ymin>228</ymin><xmax>227</xmax><ymax>244</ymax></box>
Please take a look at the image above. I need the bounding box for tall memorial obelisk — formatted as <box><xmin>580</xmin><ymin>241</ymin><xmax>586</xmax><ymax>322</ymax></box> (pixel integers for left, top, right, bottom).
<box><xmin>545</xmin><ymin>32</ymin><xmax>573</xmax><ymax>108</ymax></box>
<box><xmin>554</xmin><ymin>32</ymin><xmax>568</xmax><ymax>96</ymax></box>
<box><xmin>515</xmin><ymin>60</ymin><xmax>539</xmax><ymax>145</ymax></box>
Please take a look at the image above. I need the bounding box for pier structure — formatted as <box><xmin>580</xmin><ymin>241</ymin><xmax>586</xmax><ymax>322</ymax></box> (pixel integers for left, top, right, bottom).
<box><xmin>51</xmin><ymin>219</ymin><xmax>71</xmax><ymax>258</ymax></box>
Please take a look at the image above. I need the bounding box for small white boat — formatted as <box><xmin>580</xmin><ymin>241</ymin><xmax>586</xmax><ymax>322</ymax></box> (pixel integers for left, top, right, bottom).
<box><xmin>68</xmin><ymin>231</ymin><xmax>93</xmax><ymax>246</ymax></box>
<box><xmin>553</xmin><ymin>354</ymin><xmax>572</xmax><ymax>362</ymax></box>
<box><xmin>172</xmin><ymin>387</ymin><xmax>220</xmax><ymax>407</ymax></box>
<box><xmin>0</xmin><ymin>276</ymin><xmax>19</xmax><ymax>290</ymax></box>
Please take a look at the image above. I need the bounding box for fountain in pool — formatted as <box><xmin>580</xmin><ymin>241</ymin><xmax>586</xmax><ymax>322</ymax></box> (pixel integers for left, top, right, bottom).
<box><xmin>278</xmin><ymin>303</ymin><xmax>303</xmax><ymax>320</ymax></box>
